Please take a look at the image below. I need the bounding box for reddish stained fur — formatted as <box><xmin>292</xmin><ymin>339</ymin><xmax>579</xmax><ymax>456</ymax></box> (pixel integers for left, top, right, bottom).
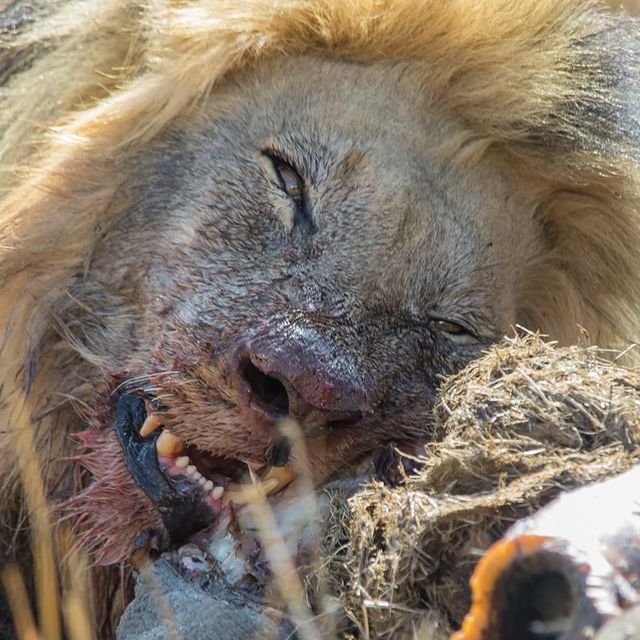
<box><xmin>63</xmin><ymin>428</ymin><xmax>161</xmax><ymax>567</ymax></box>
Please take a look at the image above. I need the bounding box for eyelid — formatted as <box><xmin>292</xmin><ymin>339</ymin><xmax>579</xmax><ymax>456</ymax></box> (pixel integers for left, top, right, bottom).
<box><xmin>431</xmin><ymin>317</ymin><xmax>480</xmax><ymax>344</ymax></box>
<box><xmin>263</xmin><ymin>149</ymin><xmax>304</xmax><ymax>191</ymax></box>
<box><xmin>434</xmin><ymin>319</ymin><xmax>466</xmax><ymax>334</ymax></box>
<box><xmin>274</xmin><ymin>161</ymin><xmax>304</xmax><ymax>203</ymax></box>
<box><xmin>262</xmin><ymin>148</ymin><xmax>315</xmax><ymax>232</ymax></box>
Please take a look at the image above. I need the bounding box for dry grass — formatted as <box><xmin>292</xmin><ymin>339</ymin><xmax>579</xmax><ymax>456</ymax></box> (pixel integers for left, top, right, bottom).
<box><xmin>321</xmin><ymin>335</ymin><xmax>640</xmax><ymax>639</ymax></box>
<box><xmin>0</xmin><ymin>389</ymin><xmax>93</xmax><ymax>639</ymax></box>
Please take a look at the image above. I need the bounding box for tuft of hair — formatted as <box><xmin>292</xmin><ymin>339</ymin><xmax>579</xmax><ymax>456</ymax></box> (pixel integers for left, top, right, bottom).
<box><xmin>0</xmin><ymin>0</ymin><xmax>640</xmax><ymax>564</ymax></box>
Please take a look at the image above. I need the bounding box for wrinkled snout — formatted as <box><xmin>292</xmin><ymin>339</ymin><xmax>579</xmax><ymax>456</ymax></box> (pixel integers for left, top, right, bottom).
<box><xmin>226</xmin><ymin>314</ymin><xmax>374</xmax><ymax>428</ymax></box>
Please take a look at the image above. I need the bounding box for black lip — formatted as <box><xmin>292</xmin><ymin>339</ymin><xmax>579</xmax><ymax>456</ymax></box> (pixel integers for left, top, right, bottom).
<box><xmin>113</xmin><ymin>393</ymin><xmax>215</xmax><ymax>545</ymax></box>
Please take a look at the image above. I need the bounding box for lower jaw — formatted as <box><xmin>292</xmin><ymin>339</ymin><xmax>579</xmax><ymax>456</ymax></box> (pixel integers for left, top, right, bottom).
<box><xmin>157</xmin><ymin>450</ymin><xmax>298</xmax><ymax>515</ymax></box>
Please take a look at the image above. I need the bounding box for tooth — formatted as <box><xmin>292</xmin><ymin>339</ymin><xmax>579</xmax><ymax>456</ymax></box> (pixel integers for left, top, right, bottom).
<box><xmin>176</xmin><ymin>456</ymin><xmax>190</xmax><ymax>468</ymax></box>
<box><xmin>226</xmin><ymin>478</ymin><xmax>280</xmax><ymax>505</ymax></box>
<box><xmin>261</xmin><ymin>478</ymin><xmax>280</xmax><ymax>494</ymax></box>
<box><xmin>186</xmin><ymin>465</ymin><xmax>197</xmax><ymax>476</ymax></box>
<box><xmin>204</xmin><ymin>480</ymin><xmax>213</xmax><ymax>491</ymax></box>
<box><xmin>156</xmin><ymin>430</ymin><xmax>183</xmax><ymax>456</ymax></box>
<box><xmin>261</xmin><ymin>466</ymin><xmax>296</xmax><ymax>492</ymax></box>
<box><xmin>211</xmin><ymin>486</ymin><xmax>224</xmax><ymax>500</ymax></box>
<box><xmin>140</xmin><ymin>414</ymin><xmax>163</xmax><ymax>437</ymax></box>
<box><xmin>198</xmin><ymin>476</ymin><xmax>206</xmax><ymax>485</ymax></box>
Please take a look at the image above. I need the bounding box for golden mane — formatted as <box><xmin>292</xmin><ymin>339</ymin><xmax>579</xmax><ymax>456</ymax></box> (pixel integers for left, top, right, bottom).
<box><xmin>1</xmin><ymin>0</ymin><xmax>639</xmax><ymax>521</ymax></box>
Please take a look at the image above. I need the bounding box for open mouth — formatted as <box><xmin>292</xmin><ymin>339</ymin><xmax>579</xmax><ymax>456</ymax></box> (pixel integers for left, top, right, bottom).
<box><xmin>112</xmin><ymin>394</ymin><xmax>296</xmax><ymax>545</ymax></box>
<box><xmin>160</xmin><ymin>447</ymin><xmax>296</xmax><ymax>506</ymax></box>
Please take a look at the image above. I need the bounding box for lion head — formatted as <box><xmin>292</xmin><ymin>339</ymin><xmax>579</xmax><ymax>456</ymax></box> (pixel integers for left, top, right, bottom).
<box><xmin>1</xmin><ymin>0</ymin><xmax>639</xmax><ymax>633</ymax></box>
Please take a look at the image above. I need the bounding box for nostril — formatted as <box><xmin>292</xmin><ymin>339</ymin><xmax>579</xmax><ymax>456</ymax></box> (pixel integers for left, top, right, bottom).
<box><xmin>326</xmin><ymin>414</ymin><xmax>363</xmax><ymax>429</ymax></box>
<box><xmin>241</xmin><ymin>360</ymin><xmax>289</xmax><ymax>417</ymax></box>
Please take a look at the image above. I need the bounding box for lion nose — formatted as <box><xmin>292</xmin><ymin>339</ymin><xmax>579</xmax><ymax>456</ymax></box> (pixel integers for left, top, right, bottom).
<box><xmin>240</xmin><ymin>359</ymin><xmax>291</xmax><ymax>417</ymax></box>
<box><xmin>229</xmin><ymin>318</ymin><xmax>373</xmax><ymax>424</ymax></box>
<box><xmin>235</xmin><ymin>347</ymin><xmax>370</xmax><ymax>423</ymax></box>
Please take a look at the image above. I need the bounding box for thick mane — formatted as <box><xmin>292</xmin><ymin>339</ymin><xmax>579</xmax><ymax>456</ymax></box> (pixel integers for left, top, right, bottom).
<box><xmin>1</xmin><ymin>0</ymin><xmax>639</xmax><ymax>519</ymax></box>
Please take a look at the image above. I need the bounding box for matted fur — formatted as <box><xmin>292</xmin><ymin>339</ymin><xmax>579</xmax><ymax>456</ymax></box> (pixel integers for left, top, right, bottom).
<box><xmin>1</xmin><ymin>0</ymin><xmax>640</xmax><ymax>632</ymax></box>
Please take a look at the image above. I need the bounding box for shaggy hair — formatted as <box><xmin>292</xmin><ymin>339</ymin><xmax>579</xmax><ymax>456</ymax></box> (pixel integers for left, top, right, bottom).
<box><xmin>1</xmin><ymin>0</ymin><xmax>639</xmax><ymax>629</ymax></box>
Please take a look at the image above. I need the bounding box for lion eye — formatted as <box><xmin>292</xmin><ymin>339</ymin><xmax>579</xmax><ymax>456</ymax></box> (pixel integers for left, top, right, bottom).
<box><xmin>272</xmin><ymin>159</ymin><xmax>304</xmax><ymax>207</ymax></box>
<box><xmin>433</xmin><ymin>319</ymin><xmax>479</xmax><ymax>345</ymax></box>
<box><xmin>263</xmin><ymin>149</ymin><xmax>314</xmax><ymax>232</ymax></box>
<box><xmin>434</xmin><ymin>320</ymin><xmax>466</xmax><ymax>334</ymax></box>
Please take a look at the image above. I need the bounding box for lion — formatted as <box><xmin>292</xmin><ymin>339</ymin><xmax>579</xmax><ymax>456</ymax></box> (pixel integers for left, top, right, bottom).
<box><xmin>1</xmin><ymin>0</ymin><xmax>640</xmax><ymax>636</ymax></box>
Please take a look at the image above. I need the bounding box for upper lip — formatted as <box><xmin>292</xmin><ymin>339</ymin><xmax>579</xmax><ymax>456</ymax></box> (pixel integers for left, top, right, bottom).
<box><xmin>113</xmin><ymin>393</ymin><xmax>215</xmax><ymax>544</ymax></box>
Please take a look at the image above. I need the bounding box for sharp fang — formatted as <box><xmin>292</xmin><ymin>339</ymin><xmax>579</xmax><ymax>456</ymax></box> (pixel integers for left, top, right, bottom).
<box><xmin>186</xmin><ymin>465</ymin><xmax>197</xmax><ymax>476</ymax></box>
<box><xmin>156</xmin><ymin>429</ymin><xmax>183</xmax><ymax>456</ymax></box>
<box><xmin>261</xmin><ymin>477</ymin><xmax>280</xmax><ymax>494</ymax></box>
<box><xmin>140</xmin><ymin>413</ymin><xmax>163</xmax><ymax>437</ymax></box>
<box><xmin>226</xmin><ymin>478</ymin><xmax>280</xmax><ymax>505</ymax></box>
<box><xmin>211</xmin><ymin>486</ymin><xmax>224</xmax><ymax>500</ymax></box>
<box><xmin>176</xmin><ymin>456</ymin><xmax>190</xmax><ymax>468</ymax></box>
<box><xmin>261</xmin><ymin>466</ymin><xmax>297</xmax><ymax>493</ymax></box>
<box><xmin>204</xmin><ymin>480</ymin><xmax>213</xmax><ymax>491</ymax></box>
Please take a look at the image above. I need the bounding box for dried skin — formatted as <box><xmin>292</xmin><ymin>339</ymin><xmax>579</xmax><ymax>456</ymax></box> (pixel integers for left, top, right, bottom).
<box><xmin>320</xmin><ymin>337</ymin><xmax>640</xmax><ymax>639</ymax></box>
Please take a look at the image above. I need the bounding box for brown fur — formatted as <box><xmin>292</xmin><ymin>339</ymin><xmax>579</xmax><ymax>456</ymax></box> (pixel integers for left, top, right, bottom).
<box><xmin>1</xmin><ymin>0</ymin><xmax>640</xmax><ymax>635</ymax></box>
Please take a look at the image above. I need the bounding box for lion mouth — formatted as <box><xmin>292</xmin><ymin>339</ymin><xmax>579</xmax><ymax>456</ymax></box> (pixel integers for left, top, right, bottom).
<box><xmin>160</xmin><ymin>449</ymin><xmax>296</xmax><ymax>506</ymax></box>
<box><xmin>112</xmin><ymin>394</ymin><xmax>296</xmax><ymax>545</ymax></box>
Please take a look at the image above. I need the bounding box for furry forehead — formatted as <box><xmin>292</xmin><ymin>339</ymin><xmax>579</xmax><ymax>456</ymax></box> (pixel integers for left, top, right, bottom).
<box><xmin>1</xmin><ymin>0</ymin><xmax>640</xmax><ymax>371</ymax></box>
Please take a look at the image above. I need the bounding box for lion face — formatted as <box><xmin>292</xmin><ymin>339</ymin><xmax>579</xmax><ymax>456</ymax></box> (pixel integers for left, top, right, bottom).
<box><xmin>65</xmin><ymin>55</ymin><xmax>541</xmax><ymax>554</ymax></box>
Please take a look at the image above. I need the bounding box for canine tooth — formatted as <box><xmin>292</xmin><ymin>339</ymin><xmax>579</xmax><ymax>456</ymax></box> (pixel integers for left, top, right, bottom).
<box><xmin>176</xmin><ymin>456</ymin><xmax>190</xmax><ymax>468</ymax></box>
<box><xmin>211</xmin><ymin>486</ymin><xmax>224</xmax><ymax>500</ymax></box>
<box><xmin>261</xmin><ymin>478</ymin><xmax>280</xmax><ymax>495</ymax></box>
<box><xmin>204</xmin><ymin>480</ymin><xmax>213</xmax><ymax>491</ymax></box>
<box><xmin>140</xmin><ymin>413</ymin><xmax>163</xmax><ymax>437</ymax></box>
<box><xmin>186</xmin><ymin>465</ymin><xmax>197</xmax><ymax>476</ymax></box>
<box><xmin>261</xmin><ymin>466</ymin><xmax>297</xmax><ymax>492</ymax></box>
<box><xmin>156</xmin><ymin>430</ymin><xmax>183</xmax><ymax>456</ymax></box>
<box><xmin>226</xmin><ymin>478</ymin><xmax>280</xmax><ymax>505</ymax></box>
